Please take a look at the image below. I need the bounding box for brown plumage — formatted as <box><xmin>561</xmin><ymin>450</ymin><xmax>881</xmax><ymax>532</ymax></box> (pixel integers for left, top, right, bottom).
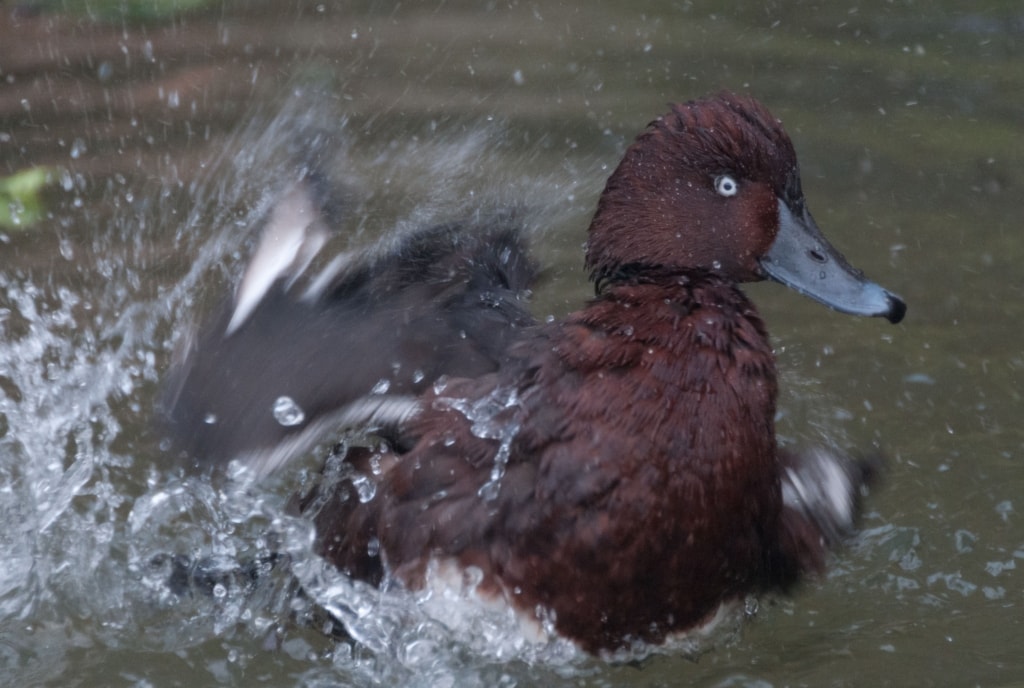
<box><xmin>165</xmin><ymin>92</ymin><xmax>905</xmax><ymax>654</ymax></box>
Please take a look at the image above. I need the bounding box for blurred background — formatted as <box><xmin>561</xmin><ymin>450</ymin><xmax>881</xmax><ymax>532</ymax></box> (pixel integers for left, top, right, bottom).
<box><xmin>1</xmin><ymin>1</ymin><xmax>1022</xmax><ymax>685</ymax></box>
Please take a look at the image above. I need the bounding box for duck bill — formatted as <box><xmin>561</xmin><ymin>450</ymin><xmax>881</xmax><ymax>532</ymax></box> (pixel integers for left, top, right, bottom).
<box><xmin>760</xmin><ymin>202</ymin><xmax>906</xmax><ymax>324</ymax></box>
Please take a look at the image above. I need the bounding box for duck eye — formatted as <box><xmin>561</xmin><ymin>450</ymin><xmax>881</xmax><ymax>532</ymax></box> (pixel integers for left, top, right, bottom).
<box><xmin>714</xmin><ymin>175</ymin><xmax>738</xmax><ymax>198</ymax></box>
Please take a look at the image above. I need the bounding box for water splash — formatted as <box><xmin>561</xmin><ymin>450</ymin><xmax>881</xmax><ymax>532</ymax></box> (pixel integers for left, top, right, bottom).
<box><xmin>437</xmin><ymin>386</ymin><xmax>522</xmax><ymax>502</ymax></box>
<box><xmin>0</xmin><ymin>89</ymin><xmax>611</xmax><ymax>686</ymax></box>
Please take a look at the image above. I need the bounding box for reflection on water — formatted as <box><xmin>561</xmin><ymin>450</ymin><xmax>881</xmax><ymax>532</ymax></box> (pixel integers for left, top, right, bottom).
<box><xmin>1</xmin><ymin>1</ymin><xmax>1024</xmax><ymax>686</ymax></box>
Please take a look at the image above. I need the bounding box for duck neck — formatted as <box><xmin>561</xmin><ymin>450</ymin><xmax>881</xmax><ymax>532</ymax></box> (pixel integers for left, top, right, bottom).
<box><xmin>590</xmin><ymin>267</ymin><xmax>766</xmax><ymax>327</ymax></box>
<box><xmin>591</xmin><ymin>262</ymin><xmax>708</xmax><ymax>296</ymax></box>
<box><xmin>570</xmin><ymin>269</ymin><xmax>779</xmax><ymax>424</ymax></box>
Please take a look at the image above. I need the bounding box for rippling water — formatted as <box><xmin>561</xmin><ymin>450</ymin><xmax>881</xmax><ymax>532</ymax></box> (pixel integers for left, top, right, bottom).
<box><xmin>2</xmin><ymin>1</ymin><xmax>1023</xmax><ymax>686</ymax></box>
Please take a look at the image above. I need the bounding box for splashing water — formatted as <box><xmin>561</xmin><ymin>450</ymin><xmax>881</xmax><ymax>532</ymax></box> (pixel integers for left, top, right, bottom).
<box><xmin>0</xmin><ymin>89</ymin><xmax>615</xmax><ymax>686</ymax></box>
<box><xmin>437</xmin><ymin>386</ymin><xmax>523</xmax><ymax>501</ymax></box>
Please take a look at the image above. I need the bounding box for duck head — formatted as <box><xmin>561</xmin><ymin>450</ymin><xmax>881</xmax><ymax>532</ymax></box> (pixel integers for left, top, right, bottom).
<box><xmin>585</xmin><ymin>92</ymin><xmax>906</xmax><ymax>323</ymax></box>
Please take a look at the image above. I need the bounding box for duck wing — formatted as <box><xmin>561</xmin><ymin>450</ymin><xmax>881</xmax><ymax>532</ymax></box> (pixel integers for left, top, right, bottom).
<box><xmin>160</xmin><ymin>183</ymin><xmax>538</xmax><ymax>477</ymax></box>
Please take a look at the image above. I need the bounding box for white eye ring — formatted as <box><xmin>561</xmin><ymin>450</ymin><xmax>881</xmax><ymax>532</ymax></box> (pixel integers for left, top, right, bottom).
<box><xmin>714</xmin><ymin>175</ymin><xmax>738</xmax><ymax>197</ymax></box>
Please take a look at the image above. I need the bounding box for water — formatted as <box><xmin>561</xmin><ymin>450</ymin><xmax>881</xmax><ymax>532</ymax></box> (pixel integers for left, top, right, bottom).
<box><xmin>1</xmin><ymin>1</ymin><xmax>1023</xmax><ymax>685</ymax></box>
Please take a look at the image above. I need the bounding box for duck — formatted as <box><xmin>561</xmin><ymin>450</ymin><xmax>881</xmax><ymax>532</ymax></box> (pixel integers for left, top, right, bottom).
<box><xmin>161</xmin><ymin>92</ymin><xmax>906</xmax><ymax>655</ymax></box>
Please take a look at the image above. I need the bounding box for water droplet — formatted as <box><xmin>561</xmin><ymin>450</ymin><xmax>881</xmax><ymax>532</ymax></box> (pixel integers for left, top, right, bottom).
<box><xmin>461</xmin><ymin>565</ymin><xmax>483</xmax><ymax>592</ymax></box>
<box><xmin>512</xmin><ymin>69</ymin><xmax>525</xmax><ymax>85</ymax></box>
<box><xmin>351</xmin><ymin>474</ymin><xmax>376</xmax><ymax>502</ymax></box>
<box><xmin>69</xmin><ymin>138</ymin><xmax>86</xmax><ymax>160</ymax></box>
<box><xmin>366</xmin><ymin>536</ymin><xmax>380</xmax><ymax>557</ymax></box>
<box><xmin>478</xmin><ymin>479</ymin><xmax>501</xmax><ymax>501</ymax></box>
<box><xmin>370</xmin><ymin>378</ymin><xmax>391</xmax><ymax>394</ymax></box>
<box><xmin>203</xmin><ymin>413</ymin><xmax>218</xmax><ymax>425</ymax></box>
<box><xmin>995</xmin><ymin>500</ymin><xmax>1013</xmax><ymax>522</ymax></box>
<box><xmin>272</xmin><ymin>396</ymin><xmax>305</xmax><ymax>426</ymax></box>
<box><xmin>711</xmin><ymin>260</ymin><xmax>722</xmax><ymax>270</ymax></box>
<box><xmin>411</xmin><ymin>369</ymin><xmax>425</xmax><ymax>384</ymax></box>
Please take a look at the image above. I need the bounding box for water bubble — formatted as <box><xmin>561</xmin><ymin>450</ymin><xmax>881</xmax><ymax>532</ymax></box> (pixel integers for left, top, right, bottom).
<box><xmin>203</xmin><ymin>412</ymin><xmax>218</xmax><ymax>425</ymax></box>
<box><xmin>371</xmin><ymin>378</ymin><xmax>391</xmax><ymax>394</ymax></box>
<box><xmin>411</xmin><ymin>369</ymin><xmax>425</xmax><ymax>384</ymax></box>
<box><xmin>272</xmin><ymin>396</ymin><xmax>305</xmax><ymax>426</ymax></box>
